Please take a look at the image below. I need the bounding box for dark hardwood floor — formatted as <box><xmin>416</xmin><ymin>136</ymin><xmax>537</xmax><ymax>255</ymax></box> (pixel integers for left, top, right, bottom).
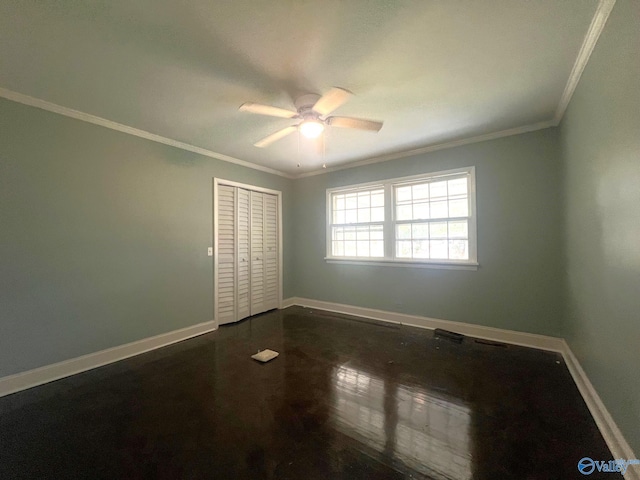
<box><xmin>0</xmin><ymin>306</ymin><xmax>611</xmax><ymax>479</ymax></box>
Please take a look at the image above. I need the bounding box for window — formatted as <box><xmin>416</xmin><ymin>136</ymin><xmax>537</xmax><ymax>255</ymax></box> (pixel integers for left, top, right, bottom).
<box><xmin>326</xmin><ymin>167</ymin><xmax>477</xmax><ymax>268</ymax></box>
<box><xmin>329</xmin><ymin>186</ymin><xmax>385</xmax><ymax>258</ymax></box>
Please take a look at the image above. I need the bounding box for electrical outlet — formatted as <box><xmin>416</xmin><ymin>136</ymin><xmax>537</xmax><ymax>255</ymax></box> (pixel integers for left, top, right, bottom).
<box><xmin>207</xmin><ymin>247</ymin><xmax>213</xmax><ymax>257</ymax></box>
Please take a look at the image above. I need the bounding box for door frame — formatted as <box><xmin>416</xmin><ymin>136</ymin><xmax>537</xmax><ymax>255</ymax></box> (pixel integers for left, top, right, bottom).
<box><xmin>213</xmin><ymin>178</ymin><xmax>283</xmax><ymax>326</ymax></box>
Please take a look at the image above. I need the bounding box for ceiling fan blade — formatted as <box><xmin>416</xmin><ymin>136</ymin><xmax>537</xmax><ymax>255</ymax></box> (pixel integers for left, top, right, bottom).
<box><xmin>239</xmin><ymin>102</ymin><xmax>298</xmax><ymax>119</ymax></box>
<box><xmin>312</xmin><ymin>87</ymin><xmax>353</xmax><ymax>116</ymax></box>
<box><xmin>254</xmin><ymin>126</ymin><xmax>298</xmax><ymax>148</ymax></box>
<box><xmin>327</xmin><ymin>116</ymin><xmax>383</xmax><ymax>132</ymax></box>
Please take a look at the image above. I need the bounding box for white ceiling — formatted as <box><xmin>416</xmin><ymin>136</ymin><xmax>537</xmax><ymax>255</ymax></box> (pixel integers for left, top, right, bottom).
<box><xmin>0</xmin><ymin>0</ymin><xmax>607</xmax><ymax>175</ymax></box>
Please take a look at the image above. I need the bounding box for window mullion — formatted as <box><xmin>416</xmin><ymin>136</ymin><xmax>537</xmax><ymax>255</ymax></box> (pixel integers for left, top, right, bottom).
<box><xmin>384</xmin><ymin>183</ymin><xmax>394</xmax><ymax>260</ymax></box>
<box><xmin>331</xmin><ymin>221</ymin><xmax>384</xmax><ymax>228</ymax></box>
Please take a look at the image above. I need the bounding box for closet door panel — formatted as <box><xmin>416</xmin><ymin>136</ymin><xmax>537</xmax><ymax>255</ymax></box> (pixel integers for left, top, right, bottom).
<box><xmin>217</xmin><ymin>185</ymin><xmax>236</xmax><ymax>325</ymax></box>
<box><xmin>216</xmin><ymin>183</ymin><xmax>279</xmax><ymax>324</ymax></box>
<box><xmin>237</xmin><ymin>188</ymin><xmax>251</xmax><ymax>321</ymax></box>
<box><xmin>250</xmin><ymin>191</ymin><xmax>265</xmax><ymax>315</ymax></box>
<box><xmin>264</xmin><ymin>193</ymin><xmax>278</xmax><ymax>310</ymax></box>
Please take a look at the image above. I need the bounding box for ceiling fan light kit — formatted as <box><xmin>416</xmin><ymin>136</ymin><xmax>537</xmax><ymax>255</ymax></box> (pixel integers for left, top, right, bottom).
<box><xmin>239</xmin><ymin>87</ymin><xmax>383</xmax><ymax>148</ymax></box>
<box><xmin>299</xmin><ymin>120</ymin><xmax>324</xmax><ymax>139</ymax></box>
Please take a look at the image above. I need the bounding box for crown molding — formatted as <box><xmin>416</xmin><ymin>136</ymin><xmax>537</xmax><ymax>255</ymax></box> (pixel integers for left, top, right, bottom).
<box><xmin>295</xmin><ymin>0</ymin><xmax>616</xmax><ymax>179</ymax></box>
<box><xmin>294</xmin><ymin>120</ymin><xmax>556</xmax><ymax>179</ymax></box>
<box><xmin>0</xmin><ymin>87</ymin><xmax>295</xmax><ymax>179</ymax></box>
<box><xmin>553</xmin><ymin>0</ymin><xmax>616</xmax><ymax>124</ymax></box>
<box><xmin>0</xmin><ymin>0</ymin><xmax>614</xmax><ymax>181</ymax></box>
<box><xmin>0</xmin><ymin>85</ymin><xmax>554</xmax><ymax>181</ymax></box>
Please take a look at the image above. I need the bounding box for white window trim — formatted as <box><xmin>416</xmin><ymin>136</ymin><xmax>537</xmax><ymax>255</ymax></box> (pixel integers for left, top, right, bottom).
<box><xmin>325</xmin><ymin>167</ymin><xmax>478</xmax><ymax>270</ymax></box>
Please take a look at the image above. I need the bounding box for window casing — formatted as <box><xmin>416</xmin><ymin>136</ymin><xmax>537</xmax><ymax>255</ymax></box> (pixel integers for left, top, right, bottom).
<box><xmin>329</xmin><ymin>186</ymin><xmax>385</xmax><ymax>258</ymax></box>
<box><xmin>326</xmin><ymin>167</ymin><xmax>477</xmax><ymax>268</ymax></box>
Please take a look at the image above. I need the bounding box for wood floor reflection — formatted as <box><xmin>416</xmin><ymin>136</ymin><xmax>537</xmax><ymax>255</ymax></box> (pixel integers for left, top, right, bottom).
<box><xmin>0</xmin><ymin>306</ymin><xmax>611</xmax><ymax>479</ymax></box>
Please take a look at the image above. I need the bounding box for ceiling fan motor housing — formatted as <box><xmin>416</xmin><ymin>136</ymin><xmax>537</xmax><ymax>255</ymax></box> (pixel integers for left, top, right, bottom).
<box><xmin>294</xmin><ymin>93</ymin><xmax>322</xmax><ymax>118</ymax></box>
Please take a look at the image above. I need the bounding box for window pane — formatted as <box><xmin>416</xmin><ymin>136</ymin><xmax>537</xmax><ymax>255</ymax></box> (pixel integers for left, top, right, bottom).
<box><xmin>332</xmin><ymin>188</ymin><xmax>384</xmax><ymax>227</ymax></box>
<box><xmin>449</xmin><ymin>240</ymin><xmax>468</xmax><ymax>260</ymax></box>
<box><xmin>357</xmin><ymin>241</ymin><xmax>370</xmax><ymax>257</ymax></box>
<box><xmin>448</xmin><ymin>178</ymin><xmax>467</xmax><ymax>196</ymax></box>
<box><xmin>448</xmin><ymin>220</ymin><xmax>468</xmax><ymax>239</ymax></box>
<box><xmin>430</xmin><ymin>240</ymin><xmax>448</xmax><ymax>259</ymax></box>
<box><xmin>371</xmin><ymin>207</ymin><xmax>384</xmax><ymax>222</ymax></box>
<box><xmin>396</xmin><ymin>186</ymin><xmax>412</xmax><ymax>202</ymax></box>
<box><xmin>358</xmin><ymin>208</ymin><xmax>370</xmax><ymax>223</ymax></box>
<box><xmin>449</xmin><ymin>199</ymin><xmax>468</xmax><ymax>217</ymax></box>
<box><xmin>412</xmin><ymin>240</ymin><xmax>429</xmax><ymax>258</ymax></box>
<box><xmin>397</xmin><ymin>241</ymin><xmax>412</xmax><ymax>258</ymax></box>
<box><xmin>371</xmin><ymin>241</ymin><xmax>384</xmax><ymax>257</ymax></box>
<box><xmin>412</xmin><ymin>223</ymin><xmax>429</xmax><ymax>239</ymax></box>
<box><xmin>393</xmin><ymin>219</ymin><xmax>470</xmax><ymax>261</ymax></box>
<box><xmin>332</xmin><ymin>224</ymin><xmax>385</xmax><ymax>258</ymax></box>
<box><xmin>430</xmin><ymin>181</ymin><xmax>447</xmax><ymax>199</ymax></box>
<box><xmin>358</xmin><ymin>192</ymin><xmax>370</xmax><ymax>208</ymax></box>
<box><xmin>413</xmin><ymin>202</ymin><xmax>429</xmax><ymax>220</ymax></box>
<box><xmin>430</xmin><ymin>222</ymin><xmax>447</xmax><ymax>239</ymax></box>
<box><xmin>412</xmin><ymin>183</ymin><xmax>429</xmax><ymax>200</ymax></box>
<box><xmin>397</xmin><ymin>224</ymin><xmax>411</xmax><ymax>239</ymax></box>
<box><xmin>430</xmin><ymin>201</ymin><xmax>448</xmax><ymax>218</ymax></box>
<box><xmin>396</xmin><ymin>205</ymin><xmax>412</xmax><ymax>220</ymax></box>
<box><xmin>356</xmin><ymin>226</ymin><xmax>370</xmax><ymax>240</ymax></box>
<box><xmin>345</xmin><ymin>228</ymin><xmax>356</xmax><ymax>241</ymax></box>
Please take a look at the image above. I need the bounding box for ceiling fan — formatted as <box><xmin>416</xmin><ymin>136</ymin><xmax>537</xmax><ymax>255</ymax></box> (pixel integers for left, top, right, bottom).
<box><xmin>239</xmin><ymin>87</ymin><xmax>383</xmax><ymax>148</ymax></box>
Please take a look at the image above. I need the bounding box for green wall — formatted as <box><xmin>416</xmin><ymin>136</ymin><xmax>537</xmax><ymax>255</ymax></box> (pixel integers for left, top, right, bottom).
<box><xmin>0</xmin><ymin>98</ymin><xmax>294</xmax><ymax>377</ymax></box>
<box><xmin>293</xmin><ymin>128</ymin><xmax>564</xmax><ymax>337</ymax></box>
<box><xmin>2</xmin><ymin>1</ymin><xmax>637</xmax><ymax>455</ymax></box>
<box><xmin>559</xmin><ymin>0</ymin><xmax>640</xmax><ymax>454</ymax></box>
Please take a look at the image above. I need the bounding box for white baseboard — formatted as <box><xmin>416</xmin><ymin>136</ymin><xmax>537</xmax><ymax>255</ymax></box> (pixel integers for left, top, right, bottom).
<box><xmin>561</xmin><ymin>340</ymin><xmax>638</xmax><ymax>478</ymax></box>
<box><xmin>283</xmin><ymin>297</ymin><xmax>564</xmax><ymax>352</ymax></box>
<box><xmin>281</xmin><ymin>297</ymin><xmax>298</xmax><ymax>309</ymax></box>
<box><xmin>3</xmin><ymin>300</ymin><xmax>636</xmax><ymax>472</ymax></box>
<box><xmin>282</xmin><ymin>297</ymin><xmax>637</xmax><ymax>468</ymax></box>
<box><xmin>0</xmin><ymin>320</ymin><xmax>217</xmax><ymax>398</ymax></box>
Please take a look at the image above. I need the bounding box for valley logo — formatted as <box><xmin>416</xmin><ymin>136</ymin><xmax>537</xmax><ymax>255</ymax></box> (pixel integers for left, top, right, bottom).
<box><xmin>578</xmin><ymin>457</ymin><xmax>640</xmax><ymax>475</ymax></box>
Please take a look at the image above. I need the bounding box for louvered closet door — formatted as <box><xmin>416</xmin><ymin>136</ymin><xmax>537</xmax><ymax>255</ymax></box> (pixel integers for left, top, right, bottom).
<box><xmin>217</xmin><ymin>185</ymin><xmax>236</xmax><ymax>325</ymax></box>
<box><xmin>250</xmin><ymin>191</ymin><xmax>266</xmax><ymax>315</ymax></box>
<box><xmin>263</xmin><ymin>193</ymin><xmax>278</xmax><ymax>311</ymax></box>
<box><xmin>236</xmin><ymin>188</ymin><xmax>251</xmax><ymax>321</ymax></box>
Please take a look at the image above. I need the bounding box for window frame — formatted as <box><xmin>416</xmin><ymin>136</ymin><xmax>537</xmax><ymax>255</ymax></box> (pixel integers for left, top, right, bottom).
<box><xmin>325</xmin><ymin>167</ymin><xmax>478</xmax><ymax>270</ymax></box>
<box><xmin>326</xmin><ymin>183</ymin><xmax>387</xmax><ymax>259</ymax></box>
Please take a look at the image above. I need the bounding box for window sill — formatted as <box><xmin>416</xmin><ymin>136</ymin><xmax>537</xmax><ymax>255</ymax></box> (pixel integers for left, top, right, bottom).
<box><xmin>324</xmin><ymin>257</ymin><xmax>479</xmax><ymax>271</ymax></box>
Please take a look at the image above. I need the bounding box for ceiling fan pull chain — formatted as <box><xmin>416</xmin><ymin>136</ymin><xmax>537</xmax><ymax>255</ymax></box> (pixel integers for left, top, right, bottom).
<box><xmin>297</xmin><ymin>129</ymin><xmax>301</xmax><ymax>168</ymax></box>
